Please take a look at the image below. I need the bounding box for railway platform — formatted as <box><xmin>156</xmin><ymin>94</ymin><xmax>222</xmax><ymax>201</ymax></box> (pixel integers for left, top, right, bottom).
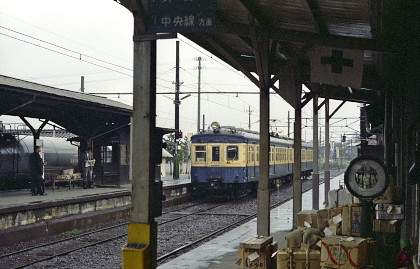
<box><xmin>158</xmin><ymin>173</ymin><xmax>344</xmax><ymax>269</ymax></box>
<box><xmin>0</xmin><ymin>175</ymin><xmax>191</xmax><ymax>246</ymax></box>
<box><xmin>0</xmin><ymin>174</ymin><xmax>190</xmax><ymax>207</ymax></box>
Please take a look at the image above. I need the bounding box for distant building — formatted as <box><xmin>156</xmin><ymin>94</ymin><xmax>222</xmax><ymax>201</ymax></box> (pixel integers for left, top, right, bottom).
<box><xmin>161</xmin><ymin>149</ymin><xmax>173</xmax><ymax>176</ymax></box>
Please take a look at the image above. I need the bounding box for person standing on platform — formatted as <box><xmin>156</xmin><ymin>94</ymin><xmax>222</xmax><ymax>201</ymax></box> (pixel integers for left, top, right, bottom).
<box><xmin>29</xmin><ymin>146</ymin><xmax>46</xmax><ymax>196</ymax></box>
<box><xmin>81</xmin><ymin>146</ymin><xmax>94</xmax><ymax>189</ymax></box>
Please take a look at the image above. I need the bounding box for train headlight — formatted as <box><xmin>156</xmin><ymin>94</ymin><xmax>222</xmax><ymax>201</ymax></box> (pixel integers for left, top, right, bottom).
<box><xmin>210</xmin><ymin>121</ymin><xmax>221</xmax><ymax>132</ymax></box>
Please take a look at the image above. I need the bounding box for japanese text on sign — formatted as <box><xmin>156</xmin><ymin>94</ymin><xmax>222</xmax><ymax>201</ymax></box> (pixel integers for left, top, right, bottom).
<box><xmin>147</xmin><ymin>0</ymin><xmax>217</xmax><ymax>33</ymax></box>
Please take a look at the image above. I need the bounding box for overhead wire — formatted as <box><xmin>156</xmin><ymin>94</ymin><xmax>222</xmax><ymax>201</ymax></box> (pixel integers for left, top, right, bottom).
<box><xmin>0</xmin><ymin>11</ymin><xmax>131</xmax><ymax>64</ymax></box>
<box><xmin>179</xmin><ymin>66</ymin><xmax>259</xmax><ymax>115</ymax></box>
<box><xmin>23</xmin><ymin>70</ymin><xmax>116</xmax><ymax>81</ymax></box>
<box><xmin>2</xmin><ymin>22</ymin><xmax>290</xmax><ymax>127</ymax></box>
<box><xmin>177</xmin><ymin>37</ymin><xmax>247</xmax><ymax>79</ymax></box>
<box><xmin>52</xmin><ymin>76</ymin><xmax>130</xmax><ymax>87</ymax></box>
<box><xmin>0</xmin><ymin>32</ymin><xmax>132</xmax><ymax>77</ymax></box>
<box><xmin>0</xmin><ymin>25</ymin><xmax>132</xmax><ymax>71</ymax></box>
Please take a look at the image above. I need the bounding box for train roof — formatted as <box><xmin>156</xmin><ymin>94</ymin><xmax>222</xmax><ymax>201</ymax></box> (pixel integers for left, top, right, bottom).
<box><xmin>192</xmin><ymin>128</ymin><xmax>312</xmax><ymax>147</ymax></box>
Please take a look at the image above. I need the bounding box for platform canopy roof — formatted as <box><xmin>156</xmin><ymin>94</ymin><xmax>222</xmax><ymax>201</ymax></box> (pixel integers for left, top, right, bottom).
<box><xmin>117</xmin><ymin>0</ymin><xmax>417</xmax><ymax>108</ymax></box>
<box><xmin>0</xmin><ymin>75</ymin><xmax>132</xmax><ymax>139</ymax></box>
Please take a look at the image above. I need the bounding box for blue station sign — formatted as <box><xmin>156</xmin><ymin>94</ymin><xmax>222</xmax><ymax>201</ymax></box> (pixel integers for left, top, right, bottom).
<box><xmin>147</xmin><ymin>0</ymin><xmax>217</xmax><ymax>33</ymax></box>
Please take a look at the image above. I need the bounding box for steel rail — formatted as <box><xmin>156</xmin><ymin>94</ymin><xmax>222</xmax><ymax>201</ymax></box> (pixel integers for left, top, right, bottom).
<box><xmin>4</xmin><ymin>201</ymin><xmax>224</xmax><ymax>269</ymax></box>
<box><xmin>5</xmin><ymin>168</ymin><xmax>342</xmax><ymax>268</ymax></box>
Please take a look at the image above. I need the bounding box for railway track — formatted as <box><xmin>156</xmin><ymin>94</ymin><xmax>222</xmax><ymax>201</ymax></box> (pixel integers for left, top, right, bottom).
<box><xmin>0</xmin><ymin>200</ymin><xmax>241</xmax><ymax>268</ymax></box>
<box><xmin>0</xmin><ymin>168</ymin><xmax>343</xmax><ymax>268</ymax></box>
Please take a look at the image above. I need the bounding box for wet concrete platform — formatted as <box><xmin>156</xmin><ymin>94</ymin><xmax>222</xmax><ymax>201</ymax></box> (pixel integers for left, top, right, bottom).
<box><xmin>0</xmin><ymin>174</ymin><xmax>190</xmax><ymax>208</ymax></box>
<box><xmin>0</xmin><ymin>175</ymin><xmax>191</xmax><ymax>246</ymax></box>
<box><xmin>158</xmin><ymin>173</ymin><xmax>344</xmax><ymax>269</ymax></box>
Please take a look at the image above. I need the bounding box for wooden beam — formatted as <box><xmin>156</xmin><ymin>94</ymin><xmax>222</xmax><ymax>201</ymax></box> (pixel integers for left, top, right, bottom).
<box><xmin>318</xmin><ymin>99</ymin><xmax>326</xmax><ymax>110</ymax></box>
<box><xmin>198</xmin><ymin>34</ymin><xmax>260</xmax><ymax>87</ymax></box>
<box><xmin>301</xmin><ymin>0</ymin><xmax>329</xmax><ymax>35</ymax></box>
<box><xmin>118</xmin><ymin>0</ymin><xmax>147</xmax><ymax>34</ymax></box>
<box><xmin>239</xmin><ymin>0</ymin><xmax>273</xmax><ymax>27</ymax></box>
<box><xmin>301</xmin><ymin>92</ymin><xmax>315</xmax><ymax>108</ymax></box>
<box><xmin>0</xmin><ymin>96</ymin><xmax>36</xmax><ymax>116</ymax></box>
<box><xmin>328</xmin><ymin>100</ymin><xmax>346</xmax><ymax>119</ymax></box>
<box><xmin>133</xmin><ymin>33</ymin><xmax>177</xmax><ymax>41</ymax></box>
<box><xmin>217</xmin><ymin>22</ymin><xmax>393</xmax><ymax>53</ymax></box>
<box><xmin>251</xmin><ymin>32</ymin><xmax>270</xmax><ymax>90</ymax></box>
<box><xmin>293</xmin><ymin>80</ymin><xmax>303</xmax><ymax>228</ymax></box>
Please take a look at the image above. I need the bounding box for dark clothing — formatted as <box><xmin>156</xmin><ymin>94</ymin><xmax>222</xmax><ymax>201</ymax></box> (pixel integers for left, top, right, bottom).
<box><xmin>29</xmin><ymin>151</ymin><xmax>43</xmax><ymax>178</ymax></box>
<box><xmin>30</xmin><ymin>178</ymin><xmax>45</xmax><ymax>196</ymax></box>
<box><xmin>81</xmin><ymin>150</ymin><xmax>94</xmax><ymax>188</ymax></box>
<box><xmin>29</xmin><ymin>151</ymin><xmax>44</xmax><ymax>195</ymax></box>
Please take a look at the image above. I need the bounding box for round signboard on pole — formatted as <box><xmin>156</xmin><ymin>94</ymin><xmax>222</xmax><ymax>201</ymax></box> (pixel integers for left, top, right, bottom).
<box><xmin>344</xmin><ymin>156</ymin><xmax>389</xmax><ymax>199</ymax></box>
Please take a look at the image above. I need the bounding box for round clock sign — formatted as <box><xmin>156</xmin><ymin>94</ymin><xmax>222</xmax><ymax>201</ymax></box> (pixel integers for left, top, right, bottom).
<box><xmin>344</xmin><ymin>156</ymin><xmax>389</xmax><ymax>198</ymax></box>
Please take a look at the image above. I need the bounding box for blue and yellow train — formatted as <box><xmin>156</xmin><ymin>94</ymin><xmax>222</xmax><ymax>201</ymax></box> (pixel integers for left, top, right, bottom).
<box><xmin>190</xmin><ymin>122</ymin><xmax>313</xmax><ymax>196</ymax></box>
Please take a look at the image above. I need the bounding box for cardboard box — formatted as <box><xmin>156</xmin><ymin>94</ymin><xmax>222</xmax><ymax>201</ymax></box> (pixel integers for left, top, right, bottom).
<box><xmin>373</xmin><ymin>176</ymin><xmax>395</xmax><ymax>204</ymax></box>
<box><xmin>240</xmin><ymin>236</ymin><xmax>275</xmax><ymax>269</ymax></box>
<box><xmin>62</xmin><ymin>168</ymin><xmax>74</xmax><ymax>176</ymax></box>
<box><xmin>72</xmin><ymin>173</ymin><xmax>82</xmax><ymax>179</ymax></box>
<box><xmin>285</xmin><ymin>227</ymin><xmax>305</xmax><ymax>249</ymax></box>
<box><xmin>317</xmin><ymin>209</ymin><xmax>329</xmax><ymax>231</ymax></box>
<box><xmin>56</xmin><ymin>174</ymin><xmax>71</xmax><ymax>180</ymax></box>
<box><xmin>341</xmin><ymin>205</ymin><xmax>362</xmax><ymax>237</ymax></box>
<box><xmin>375</xmin><ymin>204</ymin><xmax>404</xmax><ymax>220</ymax></box>
<box><xmin>324</xmin><ymin>224</ymin><xmax>340</xmax><ymax>236</ymax></box>
<box><xmin>320</xmin><ymin>236</ymin><xmax>367</xmax><ymax>269</ymax></box>
<box><xmin>327</xmin><ymin>188</ymin><xmax>353</xmax><ymax>208</ymax></box>
<box><xmin>277</xmin><ymin>248</ymin><xmax>320</xmax><ymax>269</ymax></box>
<box><xmin>372</xmin><ymin>219</ymin><xmax>398</xmax><ymax>233</ymax></box>
<box><xmin>297</xmin><ymin>210</ymin><xmax>318</xmax><ymax>228</ymax></box>
<box><xmin>328</xmin><ymin>207</ymin><xmax>342</xmax><ymax>220</ymax></box>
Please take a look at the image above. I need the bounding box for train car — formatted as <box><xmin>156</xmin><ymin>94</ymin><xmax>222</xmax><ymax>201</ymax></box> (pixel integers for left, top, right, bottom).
<box><xmin>0</xmin><ymin>132</ymin><xmax>78</xmax><ymax>190</ymax></box>
<box><xmin>190</xmin><ymin>122</ymin><xmax>313</xmax><ymax>196</ymax></box>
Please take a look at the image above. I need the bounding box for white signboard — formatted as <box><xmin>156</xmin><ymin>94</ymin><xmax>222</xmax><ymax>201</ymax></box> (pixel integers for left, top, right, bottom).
<box><xmin>308</xmin><ymin>46</ymin><xmax>364</xmax><ymax>89</ymax></box>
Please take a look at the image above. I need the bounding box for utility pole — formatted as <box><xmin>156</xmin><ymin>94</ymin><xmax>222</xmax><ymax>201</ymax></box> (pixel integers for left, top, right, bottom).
<box><xmin>196</xmin><ymin>57</ymin><xmax>202</xmax><ymax>133</ymax></box>
<box><xmin>324</xmin><ymin>98</ymin><xmax>330</xmax><ymax>203</ymax></box>
<box><xmin>246</xmin><ymin>105</ymin><xmax>253</xmax><ymax>129</ymax></box>
<box><xmin>202</xmin><ymin>114</ymin><xmax>205</xmax><ymax>131</ymax></box>
<box><xmin>81</xmin><ymin>76</ymin><xmax>84</xmax><ymax>92</ymax></box>
<box><xmin>174</xmin><ymin>41</ymin><xmax>180</xmax><ymax>179</ymax></box>
<box><xmin>287</xmin><ymin>111</ymin><xmax>291</xmax><ymax>137</ymax></box>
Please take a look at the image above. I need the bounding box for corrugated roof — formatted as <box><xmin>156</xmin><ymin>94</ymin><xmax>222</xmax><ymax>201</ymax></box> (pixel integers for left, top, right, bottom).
<box><xmin>117</xmin><ymin>0</ymin><xmax>413</xmax><ymax>107</ymax></box>
<box><xmin>0</xmin><ymin>75</ymin><xmax>132</xmax><ymax>111</ymax></box>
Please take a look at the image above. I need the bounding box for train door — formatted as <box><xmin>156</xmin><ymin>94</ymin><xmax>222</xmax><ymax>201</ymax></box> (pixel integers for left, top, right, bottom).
<box><xmin>247</xmin><ymin>143</ymin><xmax>256</xmax><ymax>180</ymax></box>
<box><xmin>208</xmin><ymin>144</ymin><xmax>223</xmax><ymax>181</ymax></box>
<box><xmin>210</xmin><ymin>144</ymin><xmax>221</xmax><ymax>165</ymax></box>
<box><xmin>288</xmin><ymin>147</ymin><xmax>293</xmax><ymax>172</ymax></box>
<box><xmin>269</xmin><ymin>146</ymin><xmax>275</xmax><ymax>177</ymax></box>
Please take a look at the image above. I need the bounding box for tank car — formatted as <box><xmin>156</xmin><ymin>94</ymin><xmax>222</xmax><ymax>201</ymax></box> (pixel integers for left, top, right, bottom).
<box><xmin>0</xmin><ymin>132</ymin><xmax>78</xmax><ymax>189</ymax></box>
<box><xmin>190</xmin><ymin>122</ymin><xmax>313</xmax><ymax>197</ymax></box>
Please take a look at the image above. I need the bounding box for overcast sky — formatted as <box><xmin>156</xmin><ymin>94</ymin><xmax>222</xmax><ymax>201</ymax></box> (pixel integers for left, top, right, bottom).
<box><xmin>0</xmin><ymin>0</ymin><xmax>361</xmax><ymax>142</ymax></box>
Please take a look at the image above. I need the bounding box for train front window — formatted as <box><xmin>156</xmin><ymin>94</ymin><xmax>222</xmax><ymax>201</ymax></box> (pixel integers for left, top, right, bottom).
<box><xmin>195</xmin><ymin>145</ymin><xmax>206</xmax><ymax>162</ymax></box>
<box><xmin>212</xmin><ymin>146</ymin><xmax>220</xmax><ymax>162</ymax></box>
<box><xmin>226</xmin><ymin>146</ymin><xmax>238</xmax><ymax>161</ymax></box>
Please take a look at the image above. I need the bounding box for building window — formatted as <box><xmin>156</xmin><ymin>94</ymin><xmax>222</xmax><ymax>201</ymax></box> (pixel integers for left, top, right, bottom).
<box><xmin>102</xmin><ymin>145</ymin><xmax>114</xmax><ymax>164</ymax></box>
<box><xmin>120</xmin><ymin>144</ymin><xmax>129</xmax><ymax>165</ymax></box>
